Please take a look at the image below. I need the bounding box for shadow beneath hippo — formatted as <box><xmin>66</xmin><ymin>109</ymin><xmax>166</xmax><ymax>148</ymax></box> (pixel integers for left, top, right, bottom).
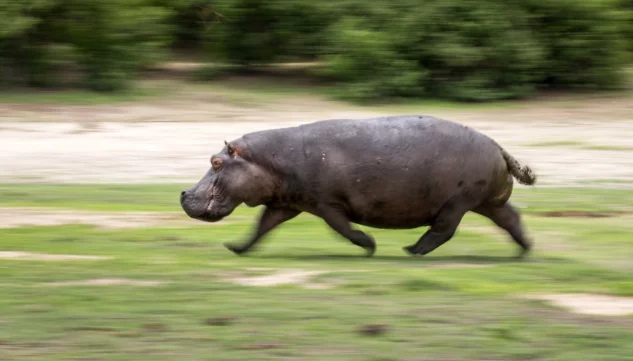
<box><xmin>254</xmin><ymin>253</ymin><xmax>541</xmax><ymax>265</ymax></box>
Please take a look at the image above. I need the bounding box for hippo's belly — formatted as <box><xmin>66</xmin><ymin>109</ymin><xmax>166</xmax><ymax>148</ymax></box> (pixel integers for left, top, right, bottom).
<box><xmin>345</xmin><ymin>196</ymin><xmax>438</xmax><ymax>229</ymax></box>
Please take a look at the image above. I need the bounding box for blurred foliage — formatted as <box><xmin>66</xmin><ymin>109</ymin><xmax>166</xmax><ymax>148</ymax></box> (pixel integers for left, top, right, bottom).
<box><xmin>0</xmin><ymin>0</ymin><xmax>170</xmax><ymax>91</ymax></box>
<box><xmin>320</xmin><ymin>0</ymin><xmax>629</xmax><ymax>101</ymax></box>
<box><xmin>205</xmin><ymin>0</ymin><xmax>333</xmax><ymax>65</ymax></box>
<box><xmin>1</xmin><ymin>0</ymin><xmax>632</xmax><ymax>98</ymax></box>
<box><xmin>67</xmin><ymin>1</ymin><xmax>171</xmax><ymax>91</ymax></box>
<box><xmin>317</xmin><ymin>20</ymin><xmax>427</xmax><ymax>102</ymax></box>
<box><xmin>392</xmin><ymin>0</ymin><xmax>544</xmax><ymax>101</ymax></box>
<box><xmin>523</xmin><ymin>0</ymin><xmax>629</xmax><ymax>90</ymax></box>
<box><xmin>620</xmin><ymin>0</ymin><xmax>633</xmax><ymax>54</ymax></box>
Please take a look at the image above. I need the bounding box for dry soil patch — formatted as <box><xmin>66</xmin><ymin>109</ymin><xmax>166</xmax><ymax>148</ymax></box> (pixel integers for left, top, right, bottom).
<box><xmin>524</xmin><ymin>293</ymin><xmax>633</xmax><ymax>316</ymax></box>
<box><xmin>224</xmin><ymin>269</ymin><xmax>330</xmax><ymax>289</ymax></box>
<box><xmin>424</xmin><ymin>263</ymin><xmax>494</xmax><ymax>269</ymax></box>
<box><xmin>2</xmin><ymin>91</ymin><xmax>633</xmax><ymax>186</ymax></box>
<box><xmin>0</xmin><ymin>251</ymin><xmax>111</xmax><ymax>261</ymax></box>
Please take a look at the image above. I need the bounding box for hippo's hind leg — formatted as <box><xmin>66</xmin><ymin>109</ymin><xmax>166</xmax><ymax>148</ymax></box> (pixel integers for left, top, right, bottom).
<box><xmin>473</xmin><ymin>202</ymin><xmax>531</xmax><ymax>257</ymax></box>
<box><xmin>224</xmin><ymin>206</ymin><xmax>300</xmax><ymax>255</ymax></box>
<box><xmin>403</xmin><ymin>201</ymin><xmax>467</xmax><ymax>256</ymax></box>
<box><xmin>318</xmin><ymin>206</ymin><xmax>376</xmax><ymax>257</ymax></box>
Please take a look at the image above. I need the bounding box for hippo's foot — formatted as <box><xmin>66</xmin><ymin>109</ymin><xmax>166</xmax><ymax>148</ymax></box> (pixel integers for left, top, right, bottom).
<box><xmin>402</xmin><ymin>244</ymin><xmax>422</xmax><ymax>256</ymax></box>
<box><xmin>224</xmin><ymin>242</ymin><xmax>250</xmax><ymax>256</ymax></box>
<box><xmin>364</xmin><ymin>245</ymin><xmax>376</xmax><ymax>257</ymax></box>
<box><xmin>514</xmin><ymin>247</ymin><xmax>531</xmax><ymax>260</ymax></box>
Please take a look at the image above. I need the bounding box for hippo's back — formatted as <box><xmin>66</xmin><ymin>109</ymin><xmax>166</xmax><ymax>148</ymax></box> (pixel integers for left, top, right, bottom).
<box><xmin>298</xmin><ymin>115</ymin><xmax>504</xmax><ymax>179</ymax></box>
<box><xmin>295</xmin><ymin>116</ymin><xmax>510</xmax><ymax>228</ymax></box>
<box><xmin>299</xmin><ymin>115</ymin><xmax>495</xmax><ymax>153</ymax></box>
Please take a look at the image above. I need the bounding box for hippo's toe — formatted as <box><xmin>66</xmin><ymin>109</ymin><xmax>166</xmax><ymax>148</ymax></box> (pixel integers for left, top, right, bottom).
<box><xmin>402</xmin><ymin>245</ymin><xmax>419</xmax><ymax>256</ymax></box>
<box><xmin>515</xmin><ymin>247</ymin><xmax>531</xmax><ymax>260</ymax></box>
<box><xmin>224</xmin><ymin>242</ymin><xmax>248</xmax><ymax>256</ymax></box>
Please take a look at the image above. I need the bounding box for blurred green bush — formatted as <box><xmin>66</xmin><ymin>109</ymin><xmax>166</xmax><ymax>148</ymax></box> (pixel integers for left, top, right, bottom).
<box><xmin>0</xmin><ymin>0</ymin><xmax>631</xmax><ymax>98</ymax></box>
<box><xmin>523</xmin><ymin>0</ymin><xmax>629</xmax><ymax>90</ymax></box>
<box><xmin>317</xmin><ymin>19</ymin><xmax>426</xmax><ymax>101</ymax></box>
<box><xmin>392</xmin><ymin>0</ymin><xmax>544</xmax><ymax>101</ymax></box>
<box><xmin>320</xmin><ymin>0</ymin><xmax>629</xmax><ymax>101</ymax></box>
<box><xmin>0</xmin><ymin>0</ymin><xmax>170</xmax><ymax>91</ymax></box>
<box><xmin>205</xmin><ymin>0</ymin><xmax>333</xmax><ymax>65</ymax></box>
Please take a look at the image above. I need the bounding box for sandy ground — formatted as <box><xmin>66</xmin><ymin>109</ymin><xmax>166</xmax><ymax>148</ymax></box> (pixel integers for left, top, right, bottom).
<box><xmin>524</xmin><ymin>294</ymin><xmax>633</xmax><ymax>316</ymax></box>
<box><xmin>1</xmin><ymin>91</ymin><xmax>633</xmax><ymax>186</ymax></box>
<box><xmin>224</xmin><ymin>269</ymin><xmax>330</xmax><ymax>289</ymax></box>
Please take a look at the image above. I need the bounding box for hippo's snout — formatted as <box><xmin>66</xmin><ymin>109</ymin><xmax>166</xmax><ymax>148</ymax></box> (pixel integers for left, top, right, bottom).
<box><xmin>180</xmin><ymin>187</ymin><xmax>207</xmax><ymax>218</ymax></box>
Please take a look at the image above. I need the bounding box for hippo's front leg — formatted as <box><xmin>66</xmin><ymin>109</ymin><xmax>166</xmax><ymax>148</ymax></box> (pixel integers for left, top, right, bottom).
<box><xmin>224</xmin><ymin>206</ymin><xmax>300</xmax><ymax>255</ymax></box>
<box><xmin>318</xmin><ymin>205</ymin><xmax>376</xmax><ymax>257</ymax></box>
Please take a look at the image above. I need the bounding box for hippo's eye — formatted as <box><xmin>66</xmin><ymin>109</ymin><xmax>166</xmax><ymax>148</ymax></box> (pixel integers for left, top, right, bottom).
<box><xmin>211</xmin><ymin>158</ymin><xmax>223</xmax><ymax>170</ymax></box>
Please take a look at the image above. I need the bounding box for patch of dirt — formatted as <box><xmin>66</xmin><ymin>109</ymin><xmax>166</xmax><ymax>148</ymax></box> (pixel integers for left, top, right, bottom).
<box><xmin>424</xmin><ymin>263</ymin><xmax>494</xmax><ymax>269</ymax></box>
<box><xmin>39</xmin><ymin>278</ymin><xmax>167</xmax><ymax>287</ymax></box>
<box><xmin>204</xmin><ymin>316</ymin><xmax>236</xmax><ymax>326</ymax></box>
<box><xmin>1</xmin><ymin>85</ymin><xmax>633</xmax><ymax>186</ymax></box>
<box><xmin>523</xmin><ymin>293</ymin><xmax>633</xmax><ymax>316</ymax></box>
<box><xmin>142</xmin><ymin>323</ymin><xmax>169</xmax><ymax>332</ymax></box>
<box><xmin>0</xmin><ymin>207</ymin><xmax>231</xmax><ymax>229</ymax></box>
<box><xmin>221</xmin><ymin>269</ymin><xmax>372</xmax><ymax>289</ymax></box>
<box><xmin>224</xmin><ymin>269</ymin><xmax>330</xmax><ymax>289</ymax></box>
<box><xmin>357</xmin><ymin>323</ymin><xmax>389</xmax><ymax>337</ymax></box>
<box><xmin>539</xmin><ymin>210</ymin><xmax>627</xmax><ymax>218</ymax></box>
<box><xmin>0</xmin><ymin>251</ymin><xmax>111</xmax><ymax>261</ymax></box>
<box><xmin>236</xmin><ymin>342</ymin><xmax>285</xmax><ymax>351</ymax></box>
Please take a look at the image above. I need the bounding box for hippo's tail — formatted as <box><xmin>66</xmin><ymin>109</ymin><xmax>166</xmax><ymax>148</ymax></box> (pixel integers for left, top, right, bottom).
<box><xmin>500</xmin><ymin>149</ymin><xmax>537</xmax><ymax>186</ymax></box>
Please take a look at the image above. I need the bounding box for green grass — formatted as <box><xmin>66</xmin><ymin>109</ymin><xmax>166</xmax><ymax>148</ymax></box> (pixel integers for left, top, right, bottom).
<box><xmin>0</xmin><ymin>69</ymin><xmax>522</xmax><ymax>111</ymax></box>
<box><xmin>0</xmin><ymin>184</ymin><xmax>632</xmax><ymax>360</ymax></box>
<box><xmin>529</xmin><ymin>140</ymin><xmax>588</xmax><ymax>148</ymax></box>
<box><xmin>0</xmin><ymin>81</ymin><xmax>168</xmax><ymax>105</ymax></box>
<box><xmin>584</xmin><ymin>145</ymin><xmax>633</xmax><ymax>151</ymax></box>
<box><xmin>529</xmin><ymin>141</ymin><xmax>633</xmax><ymax>152</ymax></box>
<box><xmin>0</xmin><ymin>184</ymin><xmax>184</xmax><ymax>211</ymax></box>
<box><xmin>2</xmin><ymin>183</ymin><xmax>631</xmax><ymax>214</ymax></box>
<box><xmin>192</xmin><ymin>76</ymin><xmax>518</xmax><ymax>112</ymax></box>
<box><xmin>2</xmin><ymin>68</ymin><xmax>631</xmax><ymax>116</ymax></box>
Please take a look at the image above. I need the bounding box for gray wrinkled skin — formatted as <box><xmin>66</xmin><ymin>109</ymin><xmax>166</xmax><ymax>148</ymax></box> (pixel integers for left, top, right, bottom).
<box><xmin>180</xmin><ymin>115</ymin><xmax>536</xmax><ymax>257</ymax></box>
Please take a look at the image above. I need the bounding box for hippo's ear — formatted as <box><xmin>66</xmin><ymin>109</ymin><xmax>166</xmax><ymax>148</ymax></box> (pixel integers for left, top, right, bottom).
<box><xmin>226</xmin><ymin>143</ymin><xmax>236</xmax><ymax>157</ymax></box>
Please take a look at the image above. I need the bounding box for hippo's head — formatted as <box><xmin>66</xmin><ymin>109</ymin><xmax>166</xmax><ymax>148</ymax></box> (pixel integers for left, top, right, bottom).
<box><xmin>180</xmin><ymin>140</ymin><xmax>277</xmax><ymax>222</ymax></box>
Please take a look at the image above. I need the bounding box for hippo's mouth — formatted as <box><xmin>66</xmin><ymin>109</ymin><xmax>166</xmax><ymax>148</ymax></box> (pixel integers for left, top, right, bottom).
<box><xmin>199</xmin><ymin>185</ymin><xmax>226</xmax><ymax>222</ymax></box>
<box><xmin>206</xmin><ymin>185</ymin><xmax>217</xmax><ymax>212</ymax></box>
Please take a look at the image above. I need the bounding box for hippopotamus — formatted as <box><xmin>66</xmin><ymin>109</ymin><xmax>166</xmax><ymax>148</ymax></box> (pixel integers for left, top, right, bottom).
<box><xmin>180</xmin><ymin>115</ymin><xmax>536</xmax><ymax>257</ymax></box>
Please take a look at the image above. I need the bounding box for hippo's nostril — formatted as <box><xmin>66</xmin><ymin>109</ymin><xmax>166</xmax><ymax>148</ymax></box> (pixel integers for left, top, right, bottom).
<box><xmin>180</xmin><ymin>190</ymin><xmax>187</xmax><ymax>199</ymax></box>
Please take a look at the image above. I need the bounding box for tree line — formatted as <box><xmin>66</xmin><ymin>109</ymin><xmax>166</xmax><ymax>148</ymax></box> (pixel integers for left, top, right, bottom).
<box><xmin>1</xmin><ymin>0</ymin><xmax>632</xmax><ymax>100</ymax></box>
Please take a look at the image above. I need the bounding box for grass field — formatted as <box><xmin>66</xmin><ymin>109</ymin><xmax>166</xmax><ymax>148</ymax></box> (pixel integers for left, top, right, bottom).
<box><xmin>1</xmin><ymin>184</ymin><xmax>632</xmax><ymax>360</ymax></box>
<box><xmin>0</xmin><ymin>85</ymin><xmax>168</xmax><ymax>105</ymax></box>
